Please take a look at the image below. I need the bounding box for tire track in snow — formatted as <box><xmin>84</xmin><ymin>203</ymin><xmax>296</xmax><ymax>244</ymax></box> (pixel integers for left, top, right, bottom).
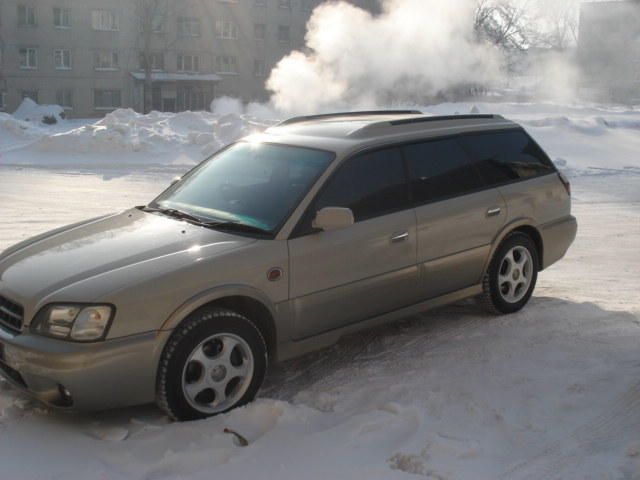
<box><xmin>502</xmin><ymin>381</ymin><xmax>640</xmax><ymax>480</ymax></box>
<box><xmin>263</xmin><ymin>303</ymin><xmax>491</xmax><ymax>402</ymax></box>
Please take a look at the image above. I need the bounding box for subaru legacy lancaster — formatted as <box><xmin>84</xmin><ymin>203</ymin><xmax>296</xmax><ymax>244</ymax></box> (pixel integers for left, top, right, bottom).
<box><xmin>0</xmin><ymin>112</ymin><xmax>577</xmax><ymax>420</ymax></box>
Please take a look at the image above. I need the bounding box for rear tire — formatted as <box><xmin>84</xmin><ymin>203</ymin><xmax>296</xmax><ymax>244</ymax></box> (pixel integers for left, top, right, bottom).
<box><xmin>479</xmin><ymin>232</ymin><xmax>539</xmax><ymax>314</ymax></box>
<box><xmin>156</xmin><ymin>307</ymin><xmax>267</xmax><ymax>422</ymax></box>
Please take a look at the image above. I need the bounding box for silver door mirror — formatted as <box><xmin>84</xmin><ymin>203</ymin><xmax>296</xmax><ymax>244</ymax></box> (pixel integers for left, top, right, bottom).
<box><xmin>170</xmin><ymin>176</ymin><xmax>181</xmax><ymax>186</ymax></box>
<box><xmin>312</xmin><ymin>207</ymin><xmax>355</xmax><ymax>231</ymax></box>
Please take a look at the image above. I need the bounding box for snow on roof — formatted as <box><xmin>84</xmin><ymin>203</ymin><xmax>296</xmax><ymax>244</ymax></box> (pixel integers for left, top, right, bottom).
<box><xmin>130</xmin><ymin>72</ymin><xmax>222</xmax><ymax>82</ymax></box>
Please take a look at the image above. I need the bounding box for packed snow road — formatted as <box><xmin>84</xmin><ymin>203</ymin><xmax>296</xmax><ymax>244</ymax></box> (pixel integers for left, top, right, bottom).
<box><xmin>0</xmin><ymin>165</ymin><xmax>638</xmax><ymax>480</ymax></box>
<box><xmin>1</xmin><ymin>102</ymin><xmax>639</xmax><ymax>479</ymax></box>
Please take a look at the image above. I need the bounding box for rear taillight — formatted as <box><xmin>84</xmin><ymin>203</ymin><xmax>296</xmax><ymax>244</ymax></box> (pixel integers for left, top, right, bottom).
<box><xmin>558</xmin><ymin>171</ymin><xmax>571</xmax><ymax>196</ymax></box>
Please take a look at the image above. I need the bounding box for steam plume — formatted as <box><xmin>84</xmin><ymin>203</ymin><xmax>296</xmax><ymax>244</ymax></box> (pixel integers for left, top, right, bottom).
<box><xmin>267</xmin><ymin>0</ymin><xmax>504</xmax><ymax>113</ymax></box>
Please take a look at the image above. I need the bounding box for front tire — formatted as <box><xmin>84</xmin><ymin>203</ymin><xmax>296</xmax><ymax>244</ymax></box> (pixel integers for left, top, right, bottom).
<box><xmin>480</xmin><ymin>232</ymin><xmax>539</xmax><ymax>314</ymax></box>
<box><xmin>156</xmin><ymin>307</ymin><xmax>267</xmax><ymax>421</ymax></box>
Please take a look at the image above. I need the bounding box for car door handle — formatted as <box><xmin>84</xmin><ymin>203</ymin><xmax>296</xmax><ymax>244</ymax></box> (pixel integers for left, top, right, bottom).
<box><xmin>390</xmin><ymin>232</ymin><xmax>409</xmax><ymax>243</ymax></box>
<box><xmin>486</xmin><ymin>207</ymin><xmax>502</xmax><ymax>217</ymax></box>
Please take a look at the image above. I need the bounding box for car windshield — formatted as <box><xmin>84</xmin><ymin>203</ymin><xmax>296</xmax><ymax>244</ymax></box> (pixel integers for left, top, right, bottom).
<box><xmin>151</xmin><ymin>142</ymin><xmax>334</xmax><ymax>235</ymax></box>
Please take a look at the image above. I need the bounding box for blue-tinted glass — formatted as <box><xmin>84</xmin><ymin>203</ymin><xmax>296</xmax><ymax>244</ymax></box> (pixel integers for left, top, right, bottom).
<box><xmin>155</xmin><ymin>142</ymin><xmax>333</xmax><ymax>232</ymax></box>
<box><xmin>314</xmin><ymin>147</ymin><xmax>409</xmax><ymax>222</ymax></box>
<box><xmin>458</xmin><ymin>130</ymin><xmax>555</xmax><ymax>186</ymax></box>
<box><xmin>404</xmin><ymin>138</ymin><xmax>483</xmax><ymax>204</ymax></box>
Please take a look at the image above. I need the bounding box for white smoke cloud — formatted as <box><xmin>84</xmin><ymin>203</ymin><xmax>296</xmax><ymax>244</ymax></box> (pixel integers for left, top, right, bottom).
<box><xmin>267</xmin><ymin>0</ymin><xmax>504</xmax><ymax>113</ymax></box>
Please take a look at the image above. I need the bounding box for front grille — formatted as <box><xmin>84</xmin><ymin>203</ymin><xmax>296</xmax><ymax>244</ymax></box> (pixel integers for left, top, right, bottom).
<box><xmin>0</xmin><ymin>295</ymin><xmax>24</xmax><ymax>334</ymax></box>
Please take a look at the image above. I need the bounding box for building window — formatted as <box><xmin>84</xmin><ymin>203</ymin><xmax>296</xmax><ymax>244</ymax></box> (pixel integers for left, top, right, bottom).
<box><xmin>177</xmin><ymin>54</ymin><xmax>200</xmax><ymax>72</ymax></box>
<box><xmin>21</xmin><ymin>90</ymin><xmax>39</xmax><ymax>103</ymax></box>
<box><xmin>0</xmin><ymin>92</ymin><xmax>6</xmax><ymax>111</ymax></box>
<box><xmin>278</xmin><ymin>0</ymin><xmax>291</xmax><ymax>8</ymax></box>
<box><xmin>216</xmin><ymin>55</ymin><xmax>238</xmax><ymax>74</ymax></box>
<box><xmin>254</xmin><ymin>23</ymin><xmax>266</xmax><ymax>40</ymax></box>
<box><xmin>177</xmin><ymin>17</ymin><xmax>201</xmax><ymax>37</ymax></box>
<box><xmin>278</xmin><ymin>25</ymin><xmax>290</xmax><ymax>44</ymax></box>
<box><xmin>53</xmin><ymin>7</ymin><xmax>71</xmax><ymax>28</ymax></box>
<box><xmin>254</xmin><ymin>59</ymin><xmax>266</xmax><ymax>77</ymax></box>
<box><xmin>139</xmin><ymin>10</ymin><xmax>165</xmax><ymax>33</ymax></box>
<box><xmin>19</xmin><ymin>47</ymin><xmax>38</xmax><ymax>69</ymax></box>
<box><xmin>94</xmin><ymin>50</ymin><xmax>119</xmax><ymax>70</ymax></box>
<box><xmin>54</xmin><ymin>49</ymin><xmax>72</xmax><ymax>70</ymax></box>
<box><xmin>216</xmin><ymin>20</ymin><xmax>238</xmax><ymax>39</ymax></box>
<box><xmin>91</xmin><ymin>9</ymin><xmax>118</xmax><ymax>31</ymax></box>
<box><xmin>139</xmin><ymin>52</ymin><xmax>165</xmax><ymax>71</ymax></box>
<box><xmin>177</xmin><ymin>86</ymin><xmax>207</xmax><ymax>111</ymax></box>
<box><xmin>254</xmin><ymin>0</ymin><xmax>267</xmax><ymax>7</ymax></box>
<box><xmin>18</xmin><ymin>5</ymin><xmax>37</xmax><ymax>27</ymax></box>
<box><xmin>94</xmin><ymin>89</ymin><xmax>121</xmax><ymax>110</ymax></box>
<box><xmin>56</xmin><ymin>89</ymin><xmax>73</xmax><ymax>109</ymax></box>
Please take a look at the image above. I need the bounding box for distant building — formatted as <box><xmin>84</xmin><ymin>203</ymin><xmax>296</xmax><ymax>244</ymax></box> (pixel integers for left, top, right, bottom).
<box><xmin>578</xmin><ymin>0</ymin><xmax>640</xmax><ymax>102</ymax></box>
<box><xmin>0</xmin><ymin>0</ymin><xmax>377</xmax><ymax>117</ymax></box>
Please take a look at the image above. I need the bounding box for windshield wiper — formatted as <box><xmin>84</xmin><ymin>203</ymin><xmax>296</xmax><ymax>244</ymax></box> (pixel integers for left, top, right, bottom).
<box><xmin>138</xmin><ymin>206</ymin><xmax>206</xmax><ymax>224</ymax></box>
<box><xmin>206</xmin><ymin>221</ymin><xmax>272</xmax><ymax>236</ymax></box>
<box><xmin>139</xmin><ymin>206</ymin><xmax>271</xmax><ymax>236</ymax></box>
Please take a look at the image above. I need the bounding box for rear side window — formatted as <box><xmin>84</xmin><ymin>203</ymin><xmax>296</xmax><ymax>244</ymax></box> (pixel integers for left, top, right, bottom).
<box><xmin>296</xmin><ymin>147</ymin><xmax>409</xmax><ymax>233</ymax></box>
<box><xmin>404</xmin><ymin>138</ymin><xmax>484</xmax><ymax>204</ymax></box>
<box><xmin>458</xmin><ymin>130</ymin><xmax>555</xmax><ymax>186</ymax></box>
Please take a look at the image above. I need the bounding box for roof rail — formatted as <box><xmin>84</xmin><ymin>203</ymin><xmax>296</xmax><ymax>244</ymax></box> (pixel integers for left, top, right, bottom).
<box><xmin>277</xmin><ymin>110</ymin><xmax>423</xmax><ymax>127</ymax></box>
<box><xmin>389</xmin><ymin>114</ymin><xmax>500</xmax><ymax>126</ymax></box>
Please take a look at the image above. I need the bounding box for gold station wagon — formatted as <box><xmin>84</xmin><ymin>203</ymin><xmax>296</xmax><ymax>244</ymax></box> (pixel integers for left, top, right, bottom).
<box><xmin>0</xmin><ymin>112</ymin><xmax>577</xmax><ymax>420</ymax></box>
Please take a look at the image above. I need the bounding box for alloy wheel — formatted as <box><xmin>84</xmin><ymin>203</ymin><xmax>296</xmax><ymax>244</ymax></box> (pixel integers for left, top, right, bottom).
<box><xmin>498</xmin><ymin>246</ymin><xmax>534</xmax><ymax>304</ymax></box>
<box><xmin>181</xmin><ymin>333</ymin><xmax>255</xmax><ymax>414</ymax></box>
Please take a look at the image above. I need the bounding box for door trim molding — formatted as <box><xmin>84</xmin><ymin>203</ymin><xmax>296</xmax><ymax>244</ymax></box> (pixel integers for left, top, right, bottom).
<box><xmin>279</xmin><ymin>284</ymin><xmax>482</xmax><ymax>361</ymax></box>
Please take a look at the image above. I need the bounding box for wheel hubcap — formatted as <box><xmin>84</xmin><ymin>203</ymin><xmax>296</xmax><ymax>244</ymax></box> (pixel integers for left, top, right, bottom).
<box><xmin>498</xmin><ymin>246</ymin><xmax>533</xmax><ymax>304</ymax></box>
<box><xmin>182</xmin><ymin>333</ymin><xmax>254</xmax><ymax>415</ymax></box>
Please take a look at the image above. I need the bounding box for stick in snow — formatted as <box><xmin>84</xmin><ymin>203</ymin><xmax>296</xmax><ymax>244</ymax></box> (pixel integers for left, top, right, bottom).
<box><xmin>224</xmin><ymin>427</ymin><xmax>249</xmax><ymax>447</ymax></box>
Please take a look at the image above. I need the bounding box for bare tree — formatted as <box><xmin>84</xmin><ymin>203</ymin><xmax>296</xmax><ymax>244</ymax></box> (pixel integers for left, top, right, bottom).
<box><xmin>474</xmin><ymin>0</ymin><xmax>532</xmax><ymax>51</ymax></box>
<box><xmin>533</xmin><ymin>2</ymin><xmax>579</xmax><ymax>51</ymax></box>
<box><xmin>135</xmin><ymin>0</ymin><xmax>170</xmax><ymax>113</ymax></box>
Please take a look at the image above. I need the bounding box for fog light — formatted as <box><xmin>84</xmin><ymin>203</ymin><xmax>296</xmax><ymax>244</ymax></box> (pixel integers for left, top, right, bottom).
<box><xmin>57</xmin><ymin>384</ymin><xmax>73</xmax><ymax>407</ymax></box>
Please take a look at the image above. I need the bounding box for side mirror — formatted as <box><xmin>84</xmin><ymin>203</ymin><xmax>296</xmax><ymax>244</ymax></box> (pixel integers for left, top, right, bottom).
<box><xmin>312</xmin><ymin>207</ymin><xmax>354</xmax><ymax>231</ymax></box>
<box><xmin>170</xmin><ymin>176</ymin><xmax>181</xmax><ymax>186</ymax></box>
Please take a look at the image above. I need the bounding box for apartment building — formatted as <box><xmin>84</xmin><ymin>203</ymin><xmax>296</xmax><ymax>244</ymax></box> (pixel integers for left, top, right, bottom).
<box><xmin>0</xmin><ymin>0</ymin><xmax>378</xmax><ymax>117</ymax></box>
<box><xmin>578</xmin><ymin>0</ymin><xmax>640</xmax><ymax>102</ymax></box>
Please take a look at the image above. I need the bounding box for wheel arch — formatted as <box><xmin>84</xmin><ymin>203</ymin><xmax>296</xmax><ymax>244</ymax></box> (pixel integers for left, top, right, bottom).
<box><xmin>160</xmin><ymin>285</ymin><xmax>278</xmax><ymax>359</ymax></box>
<box><xmin>485</xmin><ymin>220</ymin><xmax>544</xmax><ymax>274</ymax></box>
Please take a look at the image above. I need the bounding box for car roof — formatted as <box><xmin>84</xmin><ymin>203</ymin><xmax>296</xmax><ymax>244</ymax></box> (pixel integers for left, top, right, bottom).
<box><xmin>246</xmin><ymin>111</ymin><xmax>520</xmax><ymax>157</ymax></box>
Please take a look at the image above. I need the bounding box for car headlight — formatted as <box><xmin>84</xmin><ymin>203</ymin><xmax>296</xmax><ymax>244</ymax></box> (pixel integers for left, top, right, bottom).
<box><xmin>32</xmin><ymin>305</ymin><xmax>114</xmax><ymax>342</ymax></box>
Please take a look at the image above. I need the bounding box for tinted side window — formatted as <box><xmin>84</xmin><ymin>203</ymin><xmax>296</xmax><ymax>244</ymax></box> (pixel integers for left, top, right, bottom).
<box><xmin>458</xmin><ymin>130</ymin><xmax>555</xmax><ymax>186</ymax></box>
<box><xmin>404</xmin><ymin>138</ymin><xmax>483</xmax><ymax>204</ymax></box>
<box><xmin>313</xmin><ymin>147</ymin><xmax>409</xmax><ymax>223</ymax></box>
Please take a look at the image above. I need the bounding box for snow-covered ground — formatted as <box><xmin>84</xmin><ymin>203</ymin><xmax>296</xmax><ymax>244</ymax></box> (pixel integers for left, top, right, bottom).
<box><xmin>0</xmin><ymin>102</ymin><xmax>639</xmax><ymax>480</ymax></box>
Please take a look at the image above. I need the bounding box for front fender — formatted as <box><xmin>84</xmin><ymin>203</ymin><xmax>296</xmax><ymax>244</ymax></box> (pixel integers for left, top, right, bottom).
<box><xmin>159</xmin><ymin>284</ymin><xmax>278</xmax><ymax>331</ymax></box>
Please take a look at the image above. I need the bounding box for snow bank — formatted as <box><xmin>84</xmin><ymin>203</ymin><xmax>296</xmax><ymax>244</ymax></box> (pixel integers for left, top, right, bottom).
<box><xmin>13</xmin><ymin>98</ymin><xmax>65</xmax><ymax>124</ymax></box>
<box><xmin>1</xmin><ymin>106</ymin><xmax>276</xmax><ymax>166</ymax></box>
<box><xmin>0</xmin><ymin>112</ymin><xmax>64</xmax><ymax>153</ymax></box>
<box><xmin>3</xmin><ymin>100</ymin><xmax>640</xmax><ymax>173</ymax></box>
<box><xmin>0</xmin><ymin>113</ymin><xmax>42</xmax><ymax>142</ymax></box>
<box><xmin>33</xmin><ymin>108</ymin><xmax>265</xmax><ymax>156</ymax></box>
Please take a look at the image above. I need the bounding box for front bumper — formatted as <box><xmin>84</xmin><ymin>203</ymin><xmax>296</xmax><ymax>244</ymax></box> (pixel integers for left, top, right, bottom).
<box><xmin>0</xmin><ymin>327</ymin><xmax>171</xmax><ymax>411</ymax></box>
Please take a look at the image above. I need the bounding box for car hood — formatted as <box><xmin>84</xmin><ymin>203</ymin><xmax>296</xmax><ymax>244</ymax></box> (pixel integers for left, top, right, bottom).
<box><xmin>0</xmin><ymin>209</ymin><xmax>255</xmax><ymax>302</ymax></box>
